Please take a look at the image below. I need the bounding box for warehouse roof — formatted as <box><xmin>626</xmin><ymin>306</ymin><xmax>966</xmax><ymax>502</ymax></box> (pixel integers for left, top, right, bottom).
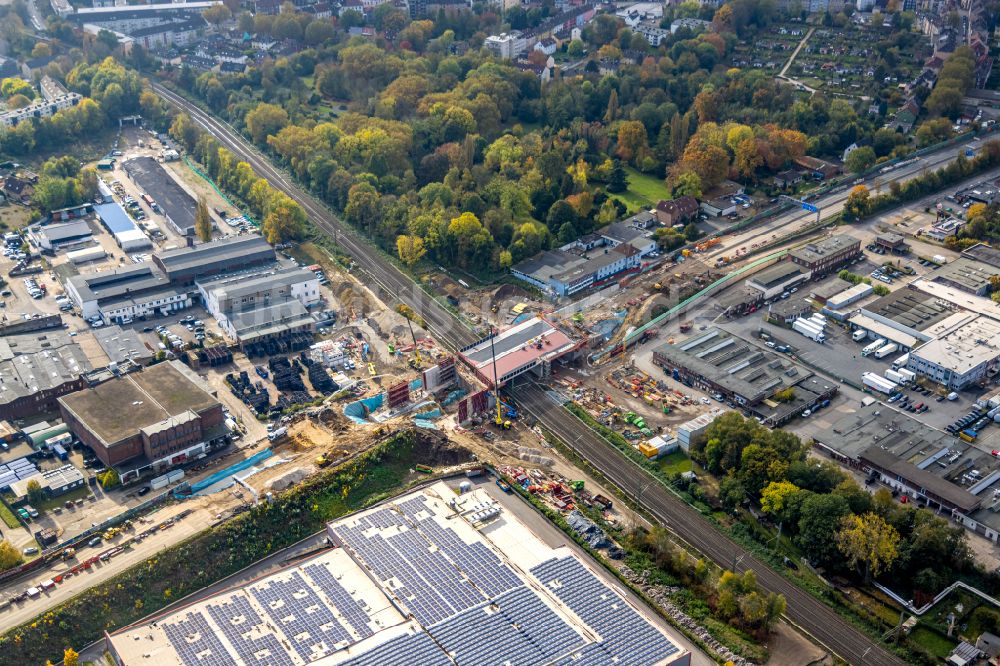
<box><xmin>653</xmin><ymin>327</ymin><xmax>812</xmax><ymax>405</ymax></box>
<box><xmin>911</xmin><ymin>316</ymin><xmax>1000</xmax><ymax>374</ymax></box>
<box><xmin>228</xmin><ymin>300</ymin><xmax>314</xmax><ymax>342</ymax></box>
<box><xmin>199</xmin><ymin>265</ymin><xmax>314</xmax><ymax>306</ymax></box>
<box><xmin>67</xmin><ymin>264</ymin><xmax>169</xmax><ymax>304</ymax></box>
<box><xmin>58</xmin><ymin>361</ymin><xmax>218</xmax><ymax>446</ymax></box>
<box><xmin>788</xmin><ymin>234</ymin><xmax>858</xmax><ymax>265</ymax></box>
<box><xmin>861</xmin><ymin>446</ymin><xmax>981</xmax><ymax>513</ymax></box>
<box><xmin>932</xmin><ymin>256</ymin><xmax>998</xmax><ymax>293</ymax></box>
<box><xmin>861</xmin><ymin>287</ymin><xmax>951</xmax><ymax>331</ymax></box>
<box><xmin>153</xmin><ymin>235</ymin><xmax>275</xmax><ymax>280</ymax></box>
<box><xmin>746</xmin><ymin>262</ymin><xmax>808</xmax><ymax>290</ymax></box>
<box><xmin>962</xmin><ymin>243</ymin><xmax>1000</xmax><ymax>269</ymax></box>
<box><xmin>0</xmin><ymin>339</ymin><xmax>90</xmax><ymax>407</ymax></box>
<box><xmin>92</xmin><ymin>325</ymin><xmax>153</xmax><ymax>365</ymax></box>
<box><xmin>31</xmin><ymin>220</ymin><xmax>92</xmax><ymax>244</ymax></box>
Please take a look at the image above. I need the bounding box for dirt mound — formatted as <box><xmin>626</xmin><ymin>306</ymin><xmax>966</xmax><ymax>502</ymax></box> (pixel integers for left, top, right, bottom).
<box><xmin>489</xmin><ymin>284</ymin><xmax>534</xmax><ymax>307</ymax></box>
<box><xmin>333</xmin><ymin>283</ymin><xmax>372</xmax><ymax>314</ymax></box>
<box><xmin>409</xmin><ymin>429</ymin><xmax>474</xmax><ymax>467</ymax></box>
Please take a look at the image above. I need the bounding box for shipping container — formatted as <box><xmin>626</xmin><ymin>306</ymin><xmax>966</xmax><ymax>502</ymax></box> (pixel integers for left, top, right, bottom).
<box><xmin>166</xmin><ymin>469</ymin><xmax>185</xmax><ymax>483</ymax></box>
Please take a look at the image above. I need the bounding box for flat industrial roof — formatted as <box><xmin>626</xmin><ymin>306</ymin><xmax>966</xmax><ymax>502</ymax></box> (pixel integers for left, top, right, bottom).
<box><xmin>860</xmin><ymin>287</ymin><xmax>951</xmax><ymax>331</ymax></box>
<box><xmin>911</xmin><ymin>316</ymin><xmax>1000</xmax><ymax>374</ymax></box>
<box><xmin>932</xmin><ymin>256</ymin><xmax>998</xmax><ymax>293</ymax></box>
<box><xmin>109</xmin><ymin>481</ymin><xmax>688</xmax><ymax>666</ymax></box>
<box><xmin>811</xmin><ymin>403</ymin><xmax>986</xmax><ymax>513</ymax></box>
<box><xmin>95</xmin><ymin>202</ymin><xmax>139</xmax><ymax>235</ymax></box>
<box><xmin>123</xmin><ymin>156</ymin><xmax>197</xmax><ymax>235</ymax></box>
<box><xmin>228</xmin><ymin>300</ymin><xmax>314</xmax><ymax>341</ymax></box>
<box><xmin>58</xmin><ymin>361</ymin><xmax>218</xmax><ymax>446</ymax></box>
<box><xmin>153</xmin><ymin>235</ymin><xmax>275</xmax><ymax>279</ymax></box>
<box><xmin>67</xmin><ymin>264</ymin><xmax>170</xmax><ymax>304</ymax></box>
<box><xmin>92</xmin><ymin>325</ymin><xmax>153</xmax><ymax>365</ymax></box>
<box><xmin>32</xmin><ymin>220</ymin><xmax>92</xmax><ymax>243</ymax></box>
<box><xmin>789</xmin><ymin>234</ymin><xmax>858</xmax><ymax>264</ymax></box>
<box><xmin>653</xmin><ymin>327</ymin><xmax>812</xmax><ymax>404</ymax></box>
<box><xmin>912</xmin><ymin>279</ymin><xmax>1000</xmax><ymax>322</ymax></box>
<box><xmin>962</xmin><ymin>243</ymin><xmax>1000</xmax><ymax>269</ymax></box>
<box><xmin>847</xmin><ymin>313</ymin><xmax>920</xmax><ymax>348</ymax></box>
<box><xmin>746</xmin><ymin>262</ymin><xmax>807</xmax><ymax>289</ymax></box>
<box><xmin>201</xmin><ymin>265</ymin><xmax>315</xmax><ymax>304</ymax></box>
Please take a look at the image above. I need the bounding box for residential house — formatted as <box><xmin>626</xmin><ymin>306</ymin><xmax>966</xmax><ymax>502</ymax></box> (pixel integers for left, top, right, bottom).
<box><xmin>774</xmin><ymin>169</ymin><xmax>803</xmax><ymax>188</ymax></box>
<box><xmin>654</xmin><ymin>196</ymin><xmax>699</xmax><ymax>226</ymax></box>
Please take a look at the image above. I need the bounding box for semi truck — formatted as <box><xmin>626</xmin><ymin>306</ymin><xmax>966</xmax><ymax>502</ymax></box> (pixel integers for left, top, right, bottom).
<box><xmin>793</xmin><ymin>318</ymin><xmax>825</xmax><ymax>342</ymax></box>
<box><xmin>897</xmin><ymin>368</ymin><xmax>916</xmax><ymax>383</ymax></box>
<box><xmin>862</xmin><ymin>338</ymin><xmax>887</xmax><ymax>356</ymax></box>
<box><xmin>892</xmin><ymin>353</ymin><xmax>910</xmax><ymax>370</ymax></box>
<box><xmin>862</xmin><ymin>372</ymin><xmax>898</xmax><ymax>394</ymax></box>
<box><xmin>852</xmin><ymin>329</ymin><xmax>868</xmax><ymax>342</ymax></box>
<box><xmin>874</xmin><ymin>343</ymin><xmax>899</xmax><ymax>359</ymax></box>
<box><xmin>885</xmin><ymin>369</ymin><xmax>907</xmax><ymax>385</ymax></box>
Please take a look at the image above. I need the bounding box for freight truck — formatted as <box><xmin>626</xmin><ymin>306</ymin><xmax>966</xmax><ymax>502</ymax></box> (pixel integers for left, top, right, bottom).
<box><xmin>874</xmin><ymin>343</ymin><xmax>899</xmax><ymax>359</ymax></box>
<box><xmin>892</xmin><ymin>353</ymin><xmax>910</xmax><ymax>370</ymax></box>
<box><xmin>885</xmin><ymin>369</ymin><xmax>907</xmax><ymax>385</ymax></box>
<box><xmin>852</xmin><ymin>329</ymin><xmax>868</xmax><ymax>342</ymax></box>
<box><xmin>862</xmin><ymin>338</ymin><xmax>887</xmax><ymax>356</ymax></box>
<box><xmin>793</xmin><ymin>318</ymin><xmax>826</xmax><ymax>342</ymax></box>
<box><xmin>862</xmin><ymin>372</ymin><xmax>898</xmax><ymax>394</ymax></box>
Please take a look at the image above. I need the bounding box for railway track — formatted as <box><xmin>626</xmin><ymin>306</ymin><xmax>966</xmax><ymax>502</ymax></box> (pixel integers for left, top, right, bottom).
<box><xmin>154</xmin><ymin>82</ymin><xmax>907</xmax><ymax>665</ymax></box>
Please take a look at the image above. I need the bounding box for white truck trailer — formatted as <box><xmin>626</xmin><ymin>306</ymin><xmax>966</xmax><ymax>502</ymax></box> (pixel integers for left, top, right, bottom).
<box><xmin>874</xmin><ymin>343</ymin><xmax>899</xmax><ymax>359</ymax></box>
<box><xmin>862</xmin><ymin>338</ymin><xmax>887</xmax><ymax>356</ymax></box>
<box><xmin>793</xmin><ymin>318</ymin><xmax>826</xmax><ymax>342</ymax></box>
<box><xmin>862</xmin><ymin>372</ymin><xmax>898</xmax><ymax>394</ymax></box>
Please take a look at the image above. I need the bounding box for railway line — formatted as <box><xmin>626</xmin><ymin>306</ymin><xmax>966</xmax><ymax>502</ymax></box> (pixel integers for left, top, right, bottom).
<box><xmin>154</xmin><ymin>81</ymin><xmax>916</xmax><ymax>665</ymax></box>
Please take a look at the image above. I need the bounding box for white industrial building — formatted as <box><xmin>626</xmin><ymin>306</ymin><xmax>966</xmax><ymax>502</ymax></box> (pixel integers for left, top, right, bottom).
<box><xmin>745</xmin><ymin>262</ymin><xmax>810</xmax><ymax>300</ymax></box>
<box><xmin>908</xmin><ymin>316</ymin><xmax>1000</xmax><ymax>389</ymax></box>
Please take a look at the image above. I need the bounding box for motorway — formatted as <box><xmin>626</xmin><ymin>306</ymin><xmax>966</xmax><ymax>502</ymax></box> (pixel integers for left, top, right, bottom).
<box><xmin>153</xmin><ymin>83</ymin><xmax>906</xmax><ymax>664</ymax></box>
<box><xmin>706</xmin><ymin>132</ymin><xmax>996</xmax><ymax>261</ymax></box>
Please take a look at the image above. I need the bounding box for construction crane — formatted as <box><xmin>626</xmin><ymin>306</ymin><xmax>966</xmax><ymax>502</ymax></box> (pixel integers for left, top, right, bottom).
<box><xmin>405</xmin><ymin>317</ymin><xmax>422</xmax><ymax>368</ymax></box>
<box><xmin>488</xmin><ymin>327</ymin><xmax>510</xmax><ymax>429</ymax></box>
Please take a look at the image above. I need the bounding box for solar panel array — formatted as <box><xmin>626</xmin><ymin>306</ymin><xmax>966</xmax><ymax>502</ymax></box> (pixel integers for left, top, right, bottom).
<box><xmin>205</xmin><ymin>596</ymin><xmax>294</xmax><ymax>666</ymax></box>
<box><xmin>161</xmin><ymin>611</ymin><xmax>234</xmax><ymax>666</ymax></box>
<box><xmin>428</xmin><ymin>585</ymin><xmax>585</xmax><ymax>666</ymax></box>
<box><xmin>332</xmin><ymin>495</ymin><xmax>525</xmax><ymax>627</ymax></box>
<box><xmin>337</xmin><ymin>630</ymin><xmax>451</xmax><ymax>666</ymax></box>
<box><xmin>530</xmin><ymin>556</ymin><xmax>679</xmax><ymax>666</ymax></box>
<box><xmin>302</xmin><ymin>563</ymin><xmax>374</xmax><ymax>640</ymax></box>
<box><xmin>0</xmin><ymin>457</ymin><xmax>38</xmax><ymax>490</ymax></box>
<box><xmin>250</xmin><ymin>571</ymin><xmax>353</xmax><ymax>662</ymax></box>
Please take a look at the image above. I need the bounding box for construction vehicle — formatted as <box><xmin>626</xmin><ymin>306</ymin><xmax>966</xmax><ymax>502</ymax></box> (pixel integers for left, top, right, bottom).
<box><xmin>679</xmin><ymin>321</ymin><xmax>692</xmax><ymax>333</ymax></box>
<box><xmin>62</xmin><ymin>547</ymin><xmax>76</xmax><ymax>560</ymax></box>
<box><xmin>367</xmin><ymin>362</ymin><xmax>376</xmax><ymax>376</ymax></box>
<box><xmin>500</xmin><ymin>401</ymin><xmax>518</xmax><ymax>419</ymax></box>
<box><xmin>496</xmin><ymin>478</ymin><xmax>512</xmax><ymax>493</ymax></box>
<box><xmin>267</xmin><ymin>426</ymin><xmax>288</xmax><ymax>442</ymax></box>
<box><xmin>405</xmin><ymin>318</ymin><xmax>422</xmax><ymax>368</ymax></box>
<box><xmin>316</xmin><ymin>453</ymin><xmax>332</xmax><ymax>468</ymax></box>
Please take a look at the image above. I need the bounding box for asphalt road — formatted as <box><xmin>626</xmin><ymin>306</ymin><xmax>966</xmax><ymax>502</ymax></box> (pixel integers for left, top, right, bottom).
<box><xmin>154</xmin><ymin>84</ymin><xmax>905</xmax><ymax>665</ymax></box>
<box><xmin>705</xmin><ymin>131</ymin><xmax>997</xmax><ymax>261</ymax></box>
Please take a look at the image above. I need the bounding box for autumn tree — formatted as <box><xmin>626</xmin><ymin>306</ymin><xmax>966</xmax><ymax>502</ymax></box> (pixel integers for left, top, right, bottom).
<box><xmin>836</xmin><ymin>513</ymin><xmax>900</xmax><ymax>583</ymax></box>
<box><xmin>26</xmin><ymin>479</ymin><xmax>44</xmax><ymax>505</ymax></box>
<box><xmin>843</xmin><ymin>185</ymin><xmax>871</xmax><ymax>222</ymax></box>
<box><xmin>63</xmin><ymin>647</ymin><xmax>79</xmax><ymax>666</ymax></box>
<box><xmin>0</xmin><ymin>540</ymin><xmax>23</xmax><ymax>572</ymax></box>
<box><xmin>194</xmin><ymin>196</ymin><xmax>213</xmax><ymax>242</ymax></box>
<box><xmin>396</xmin><ymin>234</ymin><xmax>426</xmax><ymax>268</ymax></box>
<box><xmin>245</xmin><ymin>103</ymin><xmax>289</xmax><ymax>145</ymax></box>
<box><xmin>616</xmin><ymin>120</ymin><xmax>648</xmax><ymax>166</ymax></box>
<box><xmin>203</xmin><ymin>3</ymin><xmax>232</xmax><ymax>27</ymax></box>
<box><xmin>845</xmin><ymin>146</ymin><xmax>876</xmax><ymax>174</ymax></box>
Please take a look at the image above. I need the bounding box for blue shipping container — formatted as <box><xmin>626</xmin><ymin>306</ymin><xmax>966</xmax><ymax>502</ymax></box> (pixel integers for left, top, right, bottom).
<box><xmin>53</xmin><ymin>444</ymin><xmax>68</xmax><ymax>461</ymax></box>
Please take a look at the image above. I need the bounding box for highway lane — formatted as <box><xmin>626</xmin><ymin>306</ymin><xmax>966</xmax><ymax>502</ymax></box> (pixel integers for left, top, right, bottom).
<box><xmin>706</xmin><ymin>134</ymin><xmax>995</xmax><ymax>260</ymax></box>
<box><xmin>516</xmin><ymin>382</ymin><xmax>904</xmax><ymax>666</ymax></box>
<box><xmin>154</xmin><ymin>84</ymin><xmax>905</xmax><ymax>664</ymax></box>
